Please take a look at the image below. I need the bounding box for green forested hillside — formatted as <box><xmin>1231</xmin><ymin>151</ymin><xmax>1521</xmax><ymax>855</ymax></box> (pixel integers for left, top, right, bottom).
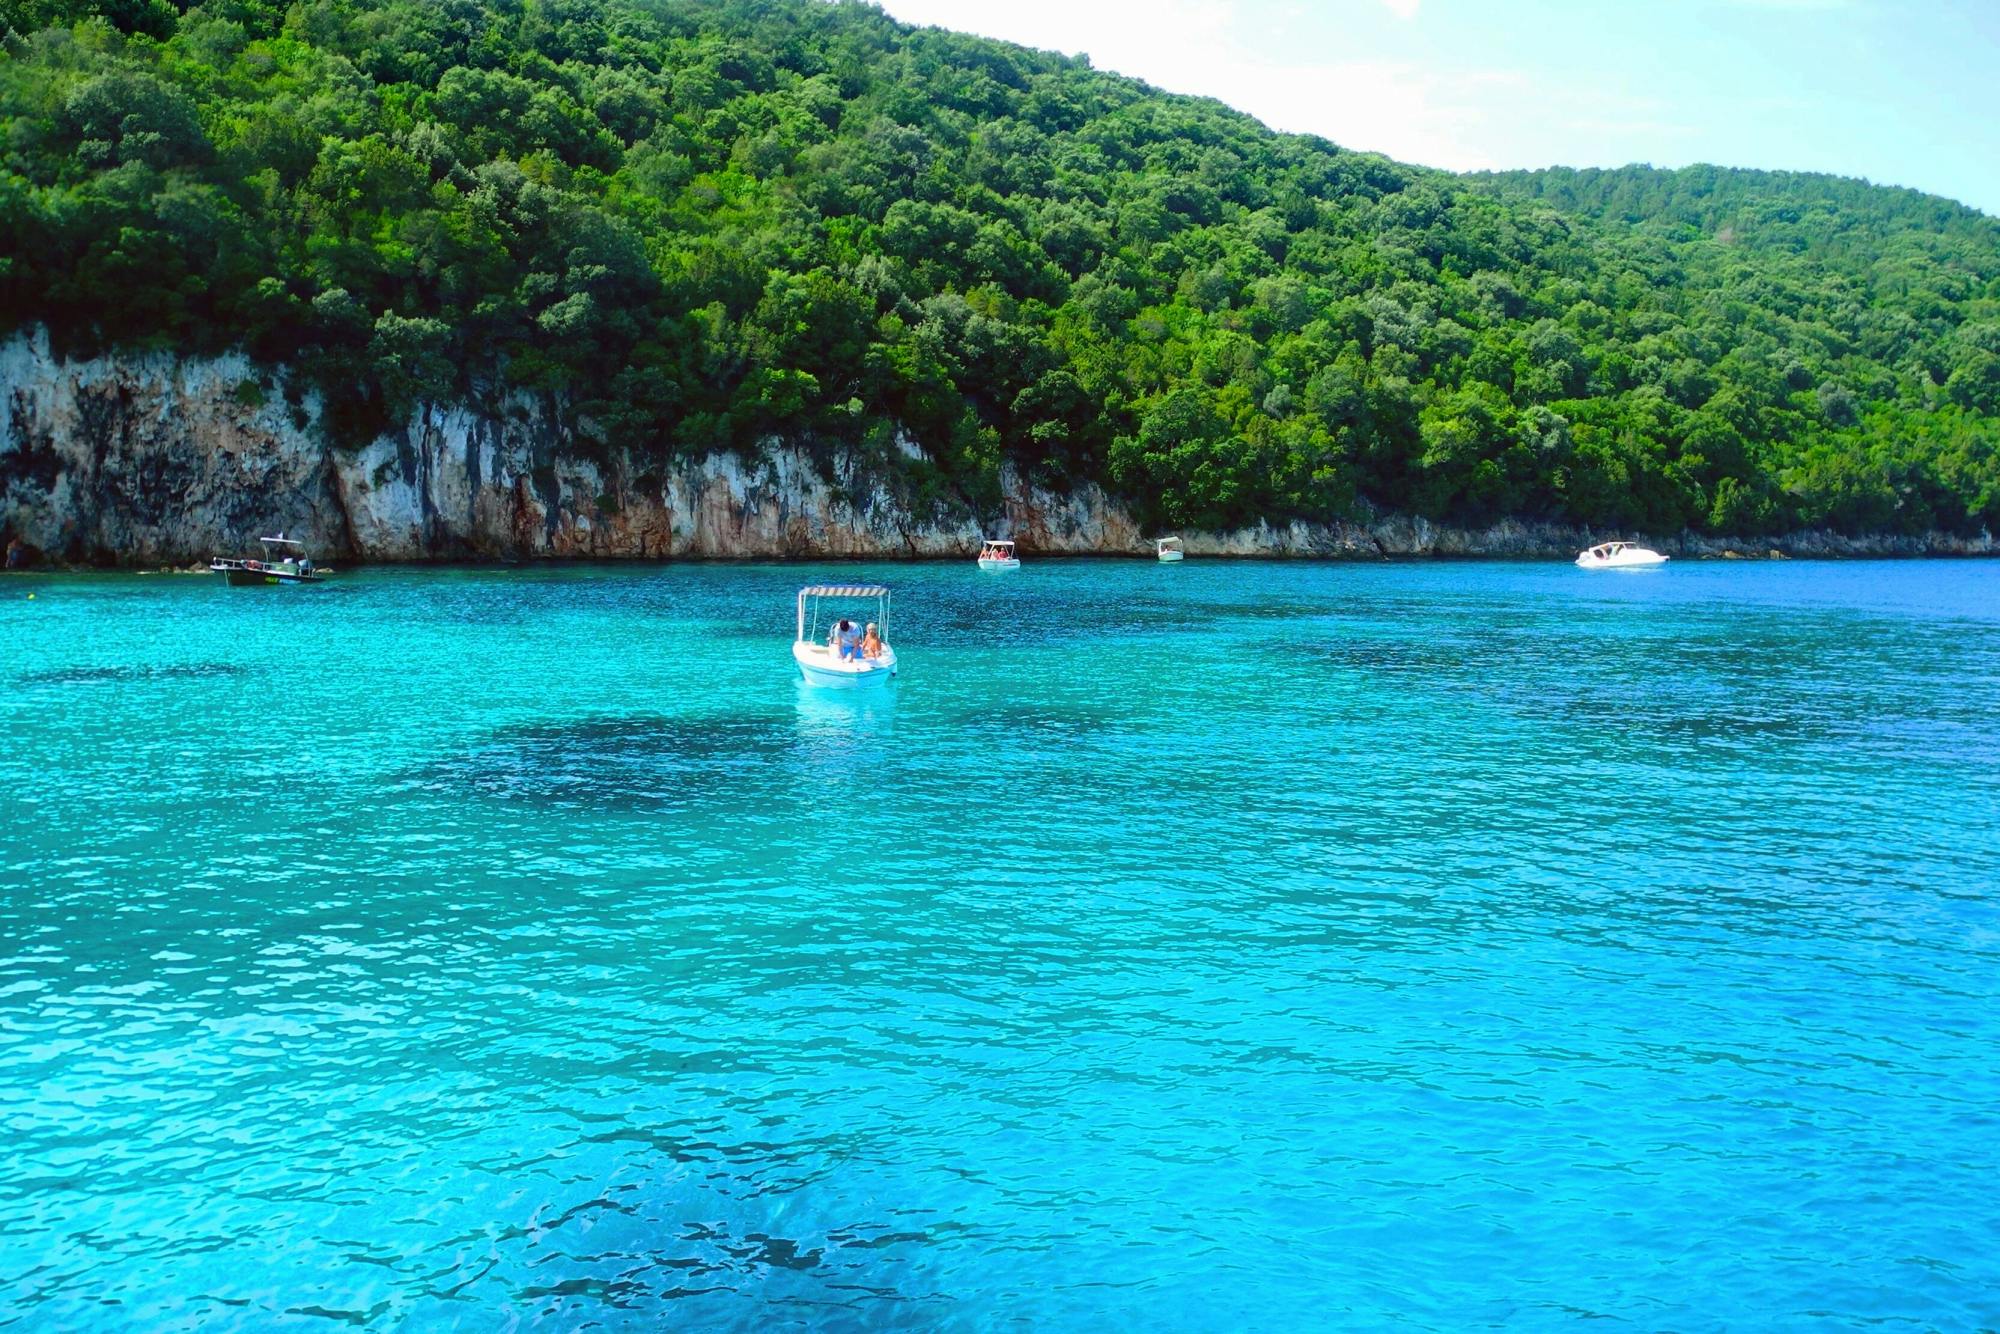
<box><xmin>3</xmin><ymin>0</ymin><xmax>1997</xmax><ymax>536</ymax></box>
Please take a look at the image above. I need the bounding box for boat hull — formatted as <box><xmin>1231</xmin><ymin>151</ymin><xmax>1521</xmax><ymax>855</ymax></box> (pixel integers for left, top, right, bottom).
<box><xmin>793</xmin><ymin>641</ymin><xmax>896</xmax><ymax>688</ymax></box>
<box><xmin>976</xmin><ymin>558</ymin><xmax>1020</xmax><ymax>571</ymax></box>
<box><xmin>1157</xmin><ymin>551</ymin><xmax>1184</xmax><ymax>562</ymax></box>
<box><xmin>214</xmin><ymin>564</ymin><xmax>325</xmax><ymax>586</ymax></box>
<box><xmin>1576</xmin><ymin>552</ymin><xmax>1669</xmax><ymax>569</ymax></box>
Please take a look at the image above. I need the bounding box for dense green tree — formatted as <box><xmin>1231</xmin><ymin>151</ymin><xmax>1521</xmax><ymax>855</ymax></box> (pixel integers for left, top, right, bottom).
<box><xmin>2</xmin><ymin>0</ymin><xmax>1997</xmax><ymax>535</ymax></box>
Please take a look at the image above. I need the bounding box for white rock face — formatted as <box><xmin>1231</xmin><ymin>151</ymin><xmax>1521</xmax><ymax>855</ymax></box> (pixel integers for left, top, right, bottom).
<box><xmin>2</xmin><ymin>331</ymin><xmax>1992</xmax><ymax>563</ymax></box>
<box><xmin>0</xmin><ymin>330</ymin><xmax>349</xmax><ymax>563</ymax></box>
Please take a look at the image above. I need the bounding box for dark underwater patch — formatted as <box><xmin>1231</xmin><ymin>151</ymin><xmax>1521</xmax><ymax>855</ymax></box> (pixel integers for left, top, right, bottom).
<box><xmin>1215</xmin><ymin>597</ymin><xmax>1352</xmax><ymax>622</ymax></box>
<box><xmin>404</xmin><ymin>714</ymin><xmax>803</xmax><ymax>811</ymax></box>
<box><xmin>1538</xmin><ymin>690</ymin><xmax>1842</xmax><ymax>748</ymax></box>
<box><xmin>1312</xmin><ymin>635</ymin><xmax>1476</xmax><ymax>676</ymax></box>
<box><xmin>17</xmin><ymin>663</ymin><xmax>251</xmax><ymax>686</ymax></box>
<box><xmin>946</xmin><ymin>699</ymin><xmax>1121</xmax><ymax>737</ymax></box>
<box><xmin>922</xmin><ymin>595</ymin><xmax>1213</xmax><ymax>647</ymax></box>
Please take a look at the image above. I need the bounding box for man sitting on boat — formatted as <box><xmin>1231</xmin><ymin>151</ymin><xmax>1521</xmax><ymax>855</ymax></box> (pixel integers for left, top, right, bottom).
<box><xmin>831</xmin><ymin>618</ymin><xmax>864</xmax><ymax>661</ymax></box>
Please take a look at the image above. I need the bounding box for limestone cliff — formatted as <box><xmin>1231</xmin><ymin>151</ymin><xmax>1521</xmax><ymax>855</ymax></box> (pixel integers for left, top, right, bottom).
<box><xmin>2</xmin><ymin>331</ymin><xmax>1991</xmax><ymax>564</ymax></box>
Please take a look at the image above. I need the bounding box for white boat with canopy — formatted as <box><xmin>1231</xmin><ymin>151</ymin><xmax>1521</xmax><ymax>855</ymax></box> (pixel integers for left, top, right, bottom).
<box><xmin>1156</xmin><ymin>536</ymin><xmax>1185</xmax><ymax>562</ymax></box>
<box><xmin>1576</xmin><ymin>541</ymin><xmax>1669</xmax><ymax>569</ymax></box>
<box><xmin>976</xmin><ymin>539</ymin><xmax>1020</xmax><ymax>571</ymax></box>
<box><xmin>793</xmin><ymin>584</ymin><xmax>897</xmax><ymax>688</ymax></box>
<box><xmin>210</xmin><ymin>534</ymin><xmax>329</xmax><ymax>585</ymax></box>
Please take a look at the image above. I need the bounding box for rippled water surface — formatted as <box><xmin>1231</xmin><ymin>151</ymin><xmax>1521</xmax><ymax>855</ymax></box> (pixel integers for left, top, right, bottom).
<box><xmin>4</xmin><ymin>559</ymin><xmax>1999</xmax><ymax>1330</ymax></box>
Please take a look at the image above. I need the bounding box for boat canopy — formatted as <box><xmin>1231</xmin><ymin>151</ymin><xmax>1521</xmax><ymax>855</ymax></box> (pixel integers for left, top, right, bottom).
<box><xmin>1157</xmin><ymin>536</ymin><xmax>1184</xmax><ymax>548</ymax></box>
<box><xmin>798</xmin><ymin>584</ymin><xmax>888</xmax><ymax>597</ymax></box>
<box><xmin>796</xmin><ymin>584</ymin><xmax>891</xmax><ymax>643</ymax></box>
<box><xmin>982</xmin><ymin>539</ymin><xmax>1015</xmax><ymax>548</ymax></box>
<box><xmin>258</xmin><ymin>535</ymin><xmax>306</xmax><ymax>548</ymax></box>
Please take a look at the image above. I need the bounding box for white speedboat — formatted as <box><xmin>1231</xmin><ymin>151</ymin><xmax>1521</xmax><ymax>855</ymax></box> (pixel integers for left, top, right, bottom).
<box><xmin>976</xmin><ymin>538</ymin><xmax>1020</xmax><ymax>571</ymax></box>
<box><xmin>1576</xmin><ymin>541</ymin><xmax>1669</xmax><ymax>569</ymax></box>
<box><xmin>792</xmin><ymin>584</ymin><xmax>897</xmax><ymax>688</ymax></box>
<box><xmin>1156</xmin><ymin>536</ymin><xmax>1185</xmax><ymax>563</ymax></box>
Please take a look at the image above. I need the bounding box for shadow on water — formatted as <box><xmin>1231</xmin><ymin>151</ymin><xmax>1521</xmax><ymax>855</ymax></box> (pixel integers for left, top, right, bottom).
<box><xmin>1286</xmin><ymin>603</ymin><xmax>1984</xmax><ymax>759</ymax></box>
<box><xmin>474</xmin><ymin>1159</ymin><xmax>959</xmax><ymax>1330</ymax></box>
<box><xmin>1312</xmin><ymin>635</ymin><xmax>1465</xmax><ymax>677</ymax></box>
<box><xmin>792</xmin><ymin>681</ymin><xmax>899</xmax><ymax>738</ymax></box>
<box><xmin>17</xmin><ymin>662</ymin><xmax>252</xmax><ymax>686</ymax></box>
<box><xmin>1307</xmin><ymin>629</ymin><xmax>1854</xmax><ymax>754</ymax></box>
<box><xmin>400</xmin><ymin>713</ymin><xmax>807</xmax><ymax>812</ymax></box>
<box><xmin>921</xmin><ymin>592</ymin><xmax>1210</xmax><ymax>645</ymax></box>
<box><xmin>380</xmin><ymin>685</ymin><xmax>937</xmax><ymax>824</ymax></box>
<box><xmin>928</xmin><ymin>696</ymin><xmax>1126</xmax><ymax>741</ymax></box>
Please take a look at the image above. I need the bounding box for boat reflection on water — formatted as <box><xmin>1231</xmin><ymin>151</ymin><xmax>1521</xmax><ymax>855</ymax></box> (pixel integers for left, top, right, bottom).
<box><xmin>791</xmin><ymin>678</ymin><xmax>900</xmax><ymax>783</ymax></box>
<box><xmin>792</xmin><ymin>676</ymin><xmax>899</xmax><ymax>744</ymax></box>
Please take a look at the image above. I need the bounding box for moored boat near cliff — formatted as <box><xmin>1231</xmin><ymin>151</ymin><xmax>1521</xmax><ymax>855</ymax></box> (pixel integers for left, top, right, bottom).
<box><xmin>1576</xmin><ymin>541</ymin><xmax>1669</xmax><ymax>569</ymax></box>
<box><xmin>976</xmin><ymin>539</ymin><xmax>1021</xmax><ymax>571</ymax></box>
<box><xmin>210</xmin><ymin>536</ymin><xmax>328</xmax><ymax>586</ymax></box>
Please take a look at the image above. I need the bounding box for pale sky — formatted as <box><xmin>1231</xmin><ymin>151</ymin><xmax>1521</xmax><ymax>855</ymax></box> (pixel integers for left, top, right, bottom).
<box><xmin>873</xmin><ymin>0</ymin><xmax>2000</xmax><ymax>216</ymax></box>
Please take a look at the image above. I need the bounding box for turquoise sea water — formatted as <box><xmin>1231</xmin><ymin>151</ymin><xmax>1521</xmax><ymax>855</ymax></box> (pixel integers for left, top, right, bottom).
<box><xmin>3</xmin><ymin>558</ymin><xmax>1998</xmax><ymax>1330</ymax></box>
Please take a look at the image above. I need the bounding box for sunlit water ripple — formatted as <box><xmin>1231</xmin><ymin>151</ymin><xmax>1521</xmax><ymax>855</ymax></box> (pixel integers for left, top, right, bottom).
<box><xmin>2</xmin><ymin>559</ymin><xmax>1997</xmax><ymax>1329</ymax></box>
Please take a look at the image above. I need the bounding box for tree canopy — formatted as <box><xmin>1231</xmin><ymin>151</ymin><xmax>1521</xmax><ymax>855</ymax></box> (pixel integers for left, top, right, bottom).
<box><xmin>3</xmin><ymin>0</ymin><xmax>1997</xmax><ymax>536</ymax></box>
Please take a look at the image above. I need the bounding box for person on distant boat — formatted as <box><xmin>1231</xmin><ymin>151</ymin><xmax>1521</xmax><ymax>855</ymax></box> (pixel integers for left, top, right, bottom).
<box><xmin>861</xmin><ymin>623</ymin><xmax>883</xmax><ymax>658</ymax></box>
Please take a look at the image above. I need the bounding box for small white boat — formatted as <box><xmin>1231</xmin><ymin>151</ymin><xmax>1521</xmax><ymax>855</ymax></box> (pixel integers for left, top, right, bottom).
<box><xmin>1576</xmin><ymin>541</ymin><xmax>1669</xmax><ymax>569</ymax></box>
<box><xmin>210</xmin><ymin>534</ymin><xmax>330</xmax><ymax>586</ymax></box>
<box><xmin>1155</xmin><ymin>536</ymin><xmax>1185</xmax><ymax>563</ymax></box>
<box><xmin>792</xmin><ymin>583</ymin><xmax>897</xmax><ymax>689</ymax></box>
<box><xmin>976</xmin><ymin>538</ymin><xmax>1020</xmax><ymax>571</ymax></box>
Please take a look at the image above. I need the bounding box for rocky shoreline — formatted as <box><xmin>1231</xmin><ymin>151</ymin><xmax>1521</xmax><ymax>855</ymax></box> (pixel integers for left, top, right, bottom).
<box><xmin>3</xmin><ymin>331</ymin><xmax>1992</xmax><ymax>567</ymax></box>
